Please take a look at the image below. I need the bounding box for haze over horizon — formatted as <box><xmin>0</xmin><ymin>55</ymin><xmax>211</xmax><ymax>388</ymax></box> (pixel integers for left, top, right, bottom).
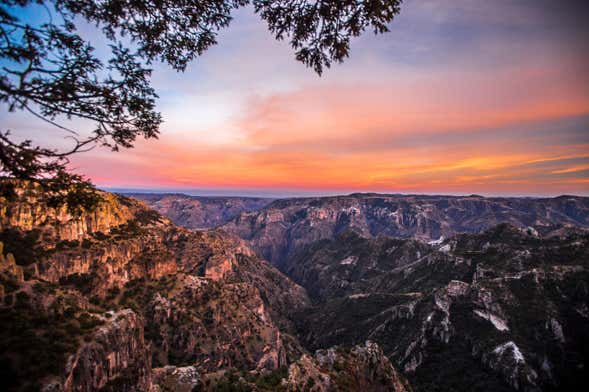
<box><xmin>3</xmin><ymin>0</ymin><xmax>589</xmax><ymax>196</ymax></box>
<box><xmin>107</xmin><ymin>186</ymin><xmax>587</xmax><ymax>199</ymax></box>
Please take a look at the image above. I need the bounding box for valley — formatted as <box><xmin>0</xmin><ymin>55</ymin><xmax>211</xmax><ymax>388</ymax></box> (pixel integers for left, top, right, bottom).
<box><xmin>1</xmin><ymin>184</ymin><xmax>588</xmax><ymax>391</ymax></box>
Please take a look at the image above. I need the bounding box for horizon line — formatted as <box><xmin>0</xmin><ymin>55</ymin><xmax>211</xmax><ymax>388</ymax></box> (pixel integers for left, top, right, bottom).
<box><xmin>102</xmin><ymin>186</ymin><xmax>588</xmax><ymax>199</ymax></box>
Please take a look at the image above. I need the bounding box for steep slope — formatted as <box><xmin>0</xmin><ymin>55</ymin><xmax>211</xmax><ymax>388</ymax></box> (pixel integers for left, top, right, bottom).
<box><xmin>188</xmin><ymin>341</ymin><xmax>411</xmax><ymax>392</ymax></box>
<box><xmin>1</xmin><ymin>182</ymin><xmax>411</xmax><ymax>392</ymax></box>
<box><xmin>220</xmin><ymin>194</ymin><xmax>589</xmax><ymax>267</ymax></box>
<box><xmin>283</xmin><ymin>341</ymin><xmax>412</xmax><ymax>392</ymax></box>
<box><xmin>294</xmin><ymin>225</ymin><xmax>589</xmax><ymax>391</ymax></box>
<box><xmin>283</xmin><ymin>231</ymin><xmax>445</xmax><ymax>301</ymax></box>
<box><xmin>128</xmin><ymin>193</ymin><xmax>273</xmax><ymax>229</ymax></box>
<box><xmin>0</xmin><ymin>249</ymin><xmax>152</xmax><ymax>392</ymax></box>
<box><xmin>0</xmin><ymin>182</ymin><xmax>308</xmax><ymax>391</ymax></box>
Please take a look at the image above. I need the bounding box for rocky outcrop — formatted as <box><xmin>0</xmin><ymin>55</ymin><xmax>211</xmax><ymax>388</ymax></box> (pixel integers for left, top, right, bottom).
<box><xmin>36</xmin><ymin>233</ymin><xmax>178</xmax><ymax>297</ymax></box>
<box><xmin>1</xmin><ymin>183</ymin><xmax>311</xmax><ymax>392</ymax></box>
<box><xmin>0</xmin><ymin>270</ymin><xmax>153</xmax><ymax>392</ymax></box>
<box><xmin>152</xmin><ymin>365</ymin><xmax>201</xmax><ymax>392</ymax></box>
<box><xmin>1</xmin><ymin>184</ymin><xmax>136</xmax><ymax>242</ymax></box>
<box><xmin>55</xmin><ymin>309</ymin><xmax>152</xmax><ymax>392</ymax></box>
<box><xmin>138</xmin><ymin>273</ymin><xmax>289</xmax><ymax>372</ymax></box>
<box><xmin>0</xmin><ymin>241</ymin><xmax>23</xmax><ymax>283</ymax></box>
<box><xmin>284</xmin><ymin>341</ymin><xmax>411</xmax><ymax>392</ymax></box>
<box><xmin>192</xmin><ymin>341</ymin><xmax>411</xmax><ymax>392</ymax></box>
<box><xmin>129</xmin><ymin>193</ymin><xmax>273</xmax><ymax>229</ymax></box>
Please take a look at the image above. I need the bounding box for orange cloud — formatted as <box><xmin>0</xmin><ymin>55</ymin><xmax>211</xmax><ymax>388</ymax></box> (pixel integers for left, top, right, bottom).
<box><xmin>69</xmin><ymin>48</ymin><xmax>589</xmax><ymax>196</ymax></box>
<box><xmin>72</xmin><ymin>131</ymin><xmax>589</xmax><ymax>196</ymax></box>
<box><xmin>551</xmin><ymin>165</ymin><xmax>589</xmax><ymax>174</ymax></box>
<box><xmin>240</xmin><ymin>65</ymin><xmax>589</xmax><ymax>151</ymax></box>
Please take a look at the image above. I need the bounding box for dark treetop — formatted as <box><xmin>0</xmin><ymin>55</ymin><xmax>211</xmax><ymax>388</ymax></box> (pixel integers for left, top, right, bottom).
<box><xmin>0</xmin><ymin>0</ymin><xmax>403</xmax><ymax>210</ymax></box>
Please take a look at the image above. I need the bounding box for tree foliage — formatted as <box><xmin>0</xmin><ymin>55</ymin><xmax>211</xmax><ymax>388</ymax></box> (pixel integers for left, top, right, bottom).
<box><xmin>0</xmin><ymin>0</ymin><xmax>402</xmax><ymax>207</ymax></box>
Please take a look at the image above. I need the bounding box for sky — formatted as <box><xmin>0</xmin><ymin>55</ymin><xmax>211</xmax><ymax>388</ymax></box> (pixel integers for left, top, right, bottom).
<box><xmin>2</xmin><ymin>0</ymin><xmax>589</xmax><ymax>197</ymax></box>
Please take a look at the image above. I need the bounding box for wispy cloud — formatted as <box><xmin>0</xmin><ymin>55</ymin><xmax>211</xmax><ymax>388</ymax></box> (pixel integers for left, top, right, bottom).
<box><xmin>3</xmin><ymin>0</ymin><xmax>588</xmax><ymax>196</ymax></box>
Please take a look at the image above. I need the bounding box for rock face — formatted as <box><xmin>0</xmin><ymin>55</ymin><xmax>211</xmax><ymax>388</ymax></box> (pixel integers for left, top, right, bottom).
<box><xmin>129</xmin><ymin>193</ymin><xmax>273</xmax><ymax>229</ymax></box>
<box><xmin>152</xmin><ymin>365</ymin><xmax>201</xmax><ymax>392</ymax></box>
<box><xmin>1</xmin><ymin>185</ymin><xmax>135</xmax><ymax>243</ymax></box>
<box><xmin>283</xmin><ymin>231</ymin><xmax>444</xmax><ymax>301</ymax></box>
<box><xmin>141</xmin><ymin>274</ymin><xmax>288</xmax><ymax>372</ymax></box>
<box><xmin>0</xmin><ymin>241</ymin><xmax>24</xmax><ymax>287</ymax></box>
<box><xmin>60</xmin><ymin>309</ymin><xmax>152</xmax><ymax>392</ymax></box>
<box><xmin>0</xmin><ymin>260</ymin><xmax>151</xmax><ymax>392</ymax></box>
<box><xmin>186</xmin><ymin>341</ymin><xmax>411</xmax><ymax>392</ymax></box>
<box><xmin>295</xmin><ymin>225</ymin><xmax>589</xmax><ymax>391</ymax></box>
<box><xmin>0</xmin><ymin>183</ymin><xmax>311</xmax><ymax>392</ymax></box>
<box><xmin>6</xmin><ymin>184</ymin><xmax>589</xmax><ymax>392</ymax></box>
<box><xmin>284</xmin><ymin>341</ymin><xmax>412</xmax><ymax>392</ymax></box>
<box><xmin>220</xmin><ymin>193</ymin><xmax>589</xmax><ymax>267</ymax></box>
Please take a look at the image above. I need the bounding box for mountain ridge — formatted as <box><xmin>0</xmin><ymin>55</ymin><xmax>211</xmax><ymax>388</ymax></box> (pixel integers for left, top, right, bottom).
<box><xmin>127</xmin><ymin>193</ymin><xmax>274</xmax><ymax>230</ymax></box>
<box><xmin>2</xmin><ymin>182</ymin><xmax>588</xmax><ymax>391</ymax></box>
<box><xmin>219</xmin><ymin>193</ymin><xmax>589</xmax><ymax>267</ymax></box>
<box><xmin>130</xmin><ymin>191</ymin><xmax>589</xmax><ymax>391</ymax></box>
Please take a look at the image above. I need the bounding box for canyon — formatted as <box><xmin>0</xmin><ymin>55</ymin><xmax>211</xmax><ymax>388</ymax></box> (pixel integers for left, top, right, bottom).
<box><xmin>1</xmin><ymin>184</ymin><xmax>588</xmax><ymax>391</ymax></box>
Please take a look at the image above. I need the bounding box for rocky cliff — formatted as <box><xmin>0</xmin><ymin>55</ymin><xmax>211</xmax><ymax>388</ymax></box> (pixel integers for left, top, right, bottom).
<box><xmin>128</xmin><ymin>193</ymin><xmax>273</xmax><ymax>229</ymax></box>
<box><xmin>283</xmin><ymin>341</ymin><xmax>412</xmax><ymax>392</ymax></box>
<box><xmin>1</xmin><ymin>183</ymin><xmax>135</xmax><ymax>243</ymax></box>
<box><xmin>127</xmin><ymin>274</ymin><xmax>289</xmax><ymax>372</ymax></box>
<box><xmin>0</xmin><ymin>183</ymin><xmax>307</xmax><ymax>391</ymax></box>
<box><xmin>169</xmin><ymin>341</ymin><xmax>411</xmax><ymax>392</ymax></box>
<box><xmin>59</xmin><ymin>309</ymin><xmax>152</xmax><ymax>392</ymax></box>
<box><xmin>1</xmin><ymin>182</ymin><xmax>411</xmax><ymax>392</ymax></box>
<box><xmin>220</xmin><ymin>193</ymin><xmax>589</xmax><ymax>267</ymax></box>
<box><xmin>0</xmin><ymin>260</ymin><xmax>151</xmax><ymax>392</ymax></box>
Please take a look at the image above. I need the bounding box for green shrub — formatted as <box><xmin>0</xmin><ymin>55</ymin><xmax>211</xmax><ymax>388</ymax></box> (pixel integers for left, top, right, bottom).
<box><xmin>59</xmin><ymin>273</ymin><xmax>95</xmax><ymax>294</ymax></box>
<box><xmin>255</xmin><ymin>366</ymin><xmax>288</xmax><ymax>389</ymax></box>
<box><xmin>55</xmin><ymin>239</ymin><xmax>81</xmax><ymax>250</ymax></box>
<box><xmin>0</xmin><ymin>228</ymin><xmax>45</xmax><ymax>265</ymax></box>
<box><xmin>92</xmin><ymin>231</ymin><xmax>109</xmax><ymax>241</ymax></box>
<box><xmin>78</xmin><ymin>312</ymin><xmax>104</xmax><ymax>330</ymax></box>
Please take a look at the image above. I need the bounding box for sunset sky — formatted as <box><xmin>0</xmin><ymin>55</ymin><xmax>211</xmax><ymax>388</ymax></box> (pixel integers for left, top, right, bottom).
<box><xmin>3</xmin><ymin>0</ymin><xmax>589</xmax><ymax>197</ymax></box>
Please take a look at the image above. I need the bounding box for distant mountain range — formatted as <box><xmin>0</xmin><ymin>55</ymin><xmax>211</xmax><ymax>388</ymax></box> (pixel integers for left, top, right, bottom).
<box><xmin>128</xmin><ymin>193</ymin><xmax>274</xmax><ymax>229</ymax></box>
<box><xmin>134</xmin><ymin>192</ymin><xmax>589</xmax><ymax>266</ymax></box>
